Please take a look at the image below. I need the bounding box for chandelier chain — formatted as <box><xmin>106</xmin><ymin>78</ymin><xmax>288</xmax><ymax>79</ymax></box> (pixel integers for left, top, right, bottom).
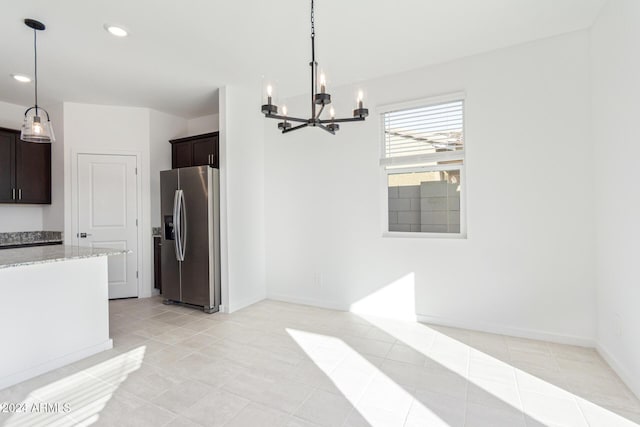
<box><xmin>311</xmin><ymin>0</ymin><xmax>315</xmax><ymax>38</ymax></box>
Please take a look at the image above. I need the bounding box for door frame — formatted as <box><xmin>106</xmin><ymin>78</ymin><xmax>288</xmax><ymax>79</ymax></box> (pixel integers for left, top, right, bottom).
<box><xmin>70</xmin><ymin>149</ymin><xmax>143</xmax><ymax>298</ymax></box>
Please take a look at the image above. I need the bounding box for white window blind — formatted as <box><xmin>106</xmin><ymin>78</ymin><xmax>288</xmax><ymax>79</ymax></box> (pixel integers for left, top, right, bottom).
<box><xmin>382</xmin><ymin>100</ymin><xmax>464</xmax><ymax>165</ymax></box>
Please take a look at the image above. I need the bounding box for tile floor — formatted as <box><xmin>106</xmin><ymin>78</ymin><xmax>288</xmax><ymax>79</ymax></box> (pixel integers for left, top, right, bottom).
<box><xmin>1</xmin><ymin>297</ymin><xmax>639</xmax><ymax>426</ymax></box>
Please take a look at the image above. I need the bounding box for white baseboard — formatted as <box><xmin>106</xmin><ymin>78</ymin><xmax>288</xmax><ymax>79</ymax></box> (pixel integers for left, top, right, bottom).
<box><xmin>228</xmin><ymin>293</ymin><xmax>267</xmax><ymax>313</ymax></box>
<box><xmin>416</xmin><ymin>314</ymin><xmax>595</xmax><ymax>347</ymax></box>
<box><xmin>596</xmin><ymin>343</ymin><xmax>640</xmax><ymax>399</ymax></box>
<box><xmin>267</xmin><ymin>293</ymin><xmax>595</xmax><ymax>347</ymax></box>
<box><xmin>0</xmin><ymin>339</ymin><xmax>113</xmax><ymax>391</ymax></box>
<box><xmin>267</xmin><ymin>293</ymin><xmax>348</xmax><ymax>311</ymax></box>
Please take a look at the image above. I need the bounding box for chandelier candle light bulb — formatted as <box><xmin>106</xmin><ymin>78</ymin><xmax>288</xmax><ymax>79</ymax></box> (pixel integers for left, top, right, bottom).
<box><xmin>262</xmin><ymin>83</ymin><xmax>278</xmax><ymax>115</ymax></box>
<box><xmin>278</xmin><ymin>105</ymin><xmax>291</xmax><ymax>131</ymax></box>
<box><xmin>327</xmin><ymin>106</ymin><xmax>339</xmax><ymax>132</ymax></box>
<box><xmin>353</xmin><ymin>90</ymin><xmax>368</xmax><ymax>119</ymax></box>
<box><xmin>261</xmin><ymin>0</ymin><xmax>367</xmax><ymax>135</ymax></box>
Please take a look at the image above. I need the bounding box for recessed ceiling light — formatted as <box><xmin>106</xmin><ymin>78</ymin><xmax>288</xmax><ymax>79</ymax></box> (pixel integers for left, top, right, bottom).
<box><xmin>104</xmin><ymin>24</ymin><xmax>128</xmax><ymax>37</ymax></box>
<box><xmin>11</xmin><ymin>74</ymin><xmax>32</xmax><ymax>83</ymax></box>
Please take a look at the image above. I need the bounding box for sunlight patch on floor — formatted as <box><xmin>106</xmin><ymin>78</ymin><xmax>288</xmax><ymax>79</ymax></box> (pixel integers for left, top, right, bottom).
<box><xmin>359</xmin><ymin>313</ymin><xmax>640</xmax><ymax>427</ymax></box>
<box><xmin>4</xmin><ymin>346</ymin><xmax>146</xmax><ymax>427</ymax></box>
<box><xmin>287</xmin><ymin>328</ymin><xmax>448</xmax><ymax>426</ymax></box>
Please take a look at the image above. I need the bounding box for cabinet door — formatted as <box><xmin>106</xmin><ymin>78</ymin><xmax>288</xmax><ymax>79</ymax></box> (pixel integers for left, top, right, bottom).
<box><xmin>15</xmin><ymin>140</ymin><xmax>51</xmax><ymax>204</ymax></box>
<box><xmin>0</xmin><ymin>130</ymin><xmax>16</xmax><ymax>203</ymax></box>
<box><xmin>172</xmin><ymin>141</ymin><xmax>192</xmax><ymax>169</ymax></box>
<box><xmin>192</xmin><ymin>136</ymin><xmax>217</xmax><ymax>166</ymax></box>
<box><xmin>210</xmin><ymin>134</ymin><xmax>219</xmax><ymax>167</ymax></box>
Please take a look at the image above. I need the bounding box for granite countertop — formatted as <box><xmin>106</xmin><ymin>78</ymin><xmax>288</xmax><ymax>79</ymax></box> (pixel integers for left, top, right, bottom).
<box><xmin>0</xmin><ymin>245</ymin><xmax>130</xmax><ymax>270</ymax></box>
<box><xmin>0</xmin><ymin>231</ymin><xmax>63</xmax><ymax>248</ymax></box>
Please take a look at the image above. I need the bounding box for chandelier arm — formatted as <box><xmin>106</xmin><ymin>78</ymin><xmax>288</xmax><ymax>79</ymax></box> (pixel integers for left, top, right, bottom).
<box><xmin>317</xmin><ymin>123</ymin><xmax>336</xmax><ymax>135</ymax></box>
<box><xmin>264</xmin><ymin>114</ymin><xmax>309</xmax><ymax>123</ymax></box>
<box><xmin>282</xmin><ymin>123</ymin><xmax>310</xmax><ymax>134</ymax></box>
<box><xmin>319</xmin><ymin>117</ymin><xmax>366</xmax><ymax>124</ymax></box>
<box><xmin>315</xmin><ymin>104</ymin><xmax>325</xmax><ymax>120</ymax></box>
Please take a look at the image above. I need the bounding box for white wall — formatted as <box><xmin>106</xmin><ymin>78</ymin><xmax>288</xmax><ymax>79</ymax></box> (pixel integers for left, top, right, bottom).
<box><xmin>219</xmin><ymin>85</ymin><xmax>266</xmax><ymax>312</ymax></box>
<box><xmin>0</xmin><ymin>206</ymin><xmax>43</xmax><ymax>232</ymax></box>
<box><xmin>265</xmin><ymin>31</ymin><xmax>596</xmax><ymax>344</ymax></box>
<box><xmin>0</xmin><ymin>101</ymin><xmax>45</xmax><ymax>232</ymax></box>
<box><xmin>0</xmin><ymin>101</ymin><xmax>27</xmax><ymax>130</ymax></box>
<box><xmin>63</xmin><ymin>103</ymin><xmax>153</xmax><ymax>297</ymax></box>
<box><xmin>591</xmin><ymin>0</ymin><xmax>640</xmax><ymax>397</ymax></box>
<box><xmin>187</xmin><ymin>113</ymin><xmax>219</xmax><ymax>135</ymax></box>
<box><xmin>149</xmin><ymin>110</ymin><xmax>188</xmax><ymax>228</ymax></box>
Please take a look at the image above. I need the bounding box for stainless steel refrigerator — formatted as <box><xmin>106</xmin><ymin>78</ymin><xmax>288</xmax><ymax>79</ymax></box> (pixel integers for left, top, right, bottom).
<box><xmin>160</xmin><ymin>166</ymin><xmax>221</xmax><ymax>313</ymax></box>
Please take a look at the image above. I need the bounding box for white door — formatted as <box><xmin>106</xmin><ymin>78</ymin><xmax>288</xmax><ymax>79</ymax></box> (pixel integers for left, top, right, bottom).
<box><xmin>77</xmin><ymin>154</ymin><xmax>139</xmax><ymax>299</ymax></box>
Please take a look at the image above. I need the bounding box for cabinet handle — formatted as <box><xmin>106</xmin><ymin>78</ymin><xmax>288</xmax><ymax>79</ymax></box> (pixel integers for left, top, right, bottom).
<box><xmin>18</xmin><ymin>189</ymin><xmax>21</xmax><ymax>200</ymax></box>
<box><xmin>12</xmin><ymin>188</ymin><xmax>15</xmax><ymax>200</ymax></box>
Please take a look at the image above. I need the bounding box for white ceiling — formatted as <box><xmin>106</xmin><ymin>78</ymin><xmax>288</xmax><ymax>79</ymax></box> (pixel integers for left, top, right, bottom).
<box><xmin>1</xmin><ymin>0</ymin><xmax>606</xmax><ymax>119</ymax></box>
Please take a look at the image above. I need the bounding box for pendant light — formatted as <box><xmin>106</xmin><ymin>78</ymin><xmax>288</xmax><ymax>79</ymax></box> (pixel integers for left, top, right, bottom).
<box><xmin>21</xmin><ymin>19</ymin><xmax>55</xmax><ymax>143</ymax></box>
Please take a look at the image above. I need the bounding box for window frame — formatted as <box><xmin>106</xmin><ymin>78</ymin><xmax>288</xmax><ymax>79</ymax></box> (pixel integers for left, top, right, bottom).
<box><xmin>378</xmin><ymin>92</ymin><xmax>467</xmax><ymax>239</ymax></box>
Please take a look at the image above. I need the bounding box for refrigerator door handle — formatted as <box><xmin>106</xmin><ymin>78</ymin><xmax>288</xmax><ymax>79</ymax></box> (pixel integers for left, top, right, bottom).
<box><xmin>173</xmin><ymin>189</ymin><xmax>182</xmax><ymax>261</ymax></box>
<box><xmin>179</xmin><ymin>189</ymin><xmax>187</xmax><ymax>261</ymax></box>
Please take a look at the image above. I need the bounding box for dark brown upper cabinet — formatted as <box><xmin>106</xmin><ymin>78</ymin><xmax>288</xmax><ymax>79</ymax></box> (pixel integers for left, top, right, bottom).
<box><xmin>170</xmin><ymin>132</ymin><xmax>219</xmax><ymax>169</ymax></box>
<box><xmin>0</xmin><ymin>127</ymin><xmax>51</xmax><ymax>204</ymax></box>
<box><xmin>0</xmin><ymin>129</ymin><xmax>16</xmax><ymax>204</ymax></box>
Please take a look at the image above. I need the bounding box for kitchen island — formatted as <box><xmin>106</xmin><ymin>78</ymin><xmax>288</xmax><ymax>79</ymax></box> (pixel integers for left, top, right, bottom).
<box><xmin>0</xmin><ymin>245</ymin><xmax>127</xmax><ymax>390</ymax></box>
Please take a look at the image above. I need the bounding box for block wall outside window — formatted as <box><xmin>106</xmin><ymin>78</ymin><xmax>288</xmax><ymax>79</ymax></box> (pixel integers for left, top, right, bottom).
<box><xmin>388</xmin><ymin>185</ymin><xmax>421</xmax><ymax>232</ymax></box>
<box><xmin>388</xmin><ymin>170</ymin><xmax>461</xmax><ymax>234</ymax></box>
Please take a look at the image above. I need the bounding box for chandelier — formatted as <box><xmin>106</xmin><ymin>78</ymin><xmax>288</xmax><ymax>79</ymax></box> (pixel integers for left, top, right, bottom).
<box><xmin>21</xmin><ymin>19</ymin><xmax>55</xmax><ymax>143</ymax></box>
<box><xmin>261</xmin><ymin>0</ymin><xmax>368</xmax><ymax>134</ymax></box>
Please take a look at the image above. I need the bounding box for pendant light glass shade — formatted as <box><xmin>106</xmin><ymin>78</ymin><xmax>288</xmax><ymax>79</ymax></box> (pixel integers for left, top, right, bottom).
<box><xmin>21</xmin><ymin>18</ymin><xmax>54</xmax><ymax>143</ymax></box>
<box><xmin>21</xmin><ymin>107</ymin><xmax>55</xmax><ymax>143</ymax></box>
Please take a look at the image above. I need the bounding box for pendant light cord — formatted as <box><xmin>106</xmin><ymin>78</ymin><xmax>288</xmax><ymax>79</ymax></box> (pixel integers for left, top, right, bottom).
<box><xmin>33</xmin><ymin>28</ymin><xmax>38</xmax><ymax>113</ymax></box>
